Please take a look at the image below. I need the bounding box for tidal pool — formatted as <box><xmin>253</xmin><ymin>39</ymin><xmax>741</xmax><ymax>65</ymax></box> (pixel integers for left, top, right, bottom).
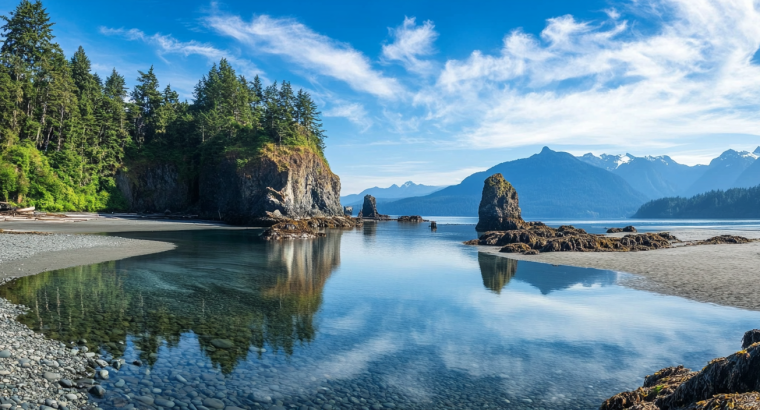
<box><xmin>1</xmin><ymin>222</ymin><xmax>759</xmax><ymax>410</ymax></box>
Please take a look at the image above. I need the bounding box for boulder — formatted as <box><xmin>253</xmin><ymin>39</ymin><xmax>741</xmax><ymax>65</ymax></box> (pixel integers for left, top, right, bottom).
<box><xmin>743</xmin><ymin>330</ymin><xmax>760</xmax><ymax>349</ymax></box>
<box><xmin>698</xmin><ymin>235</ymin><xmax>753</xmax><ymax>245</ymax></box>
<box><xmin>343</xmin><ymin>206</ymin><xmax>353</xmax><ymax>216</ymax></box>
<box><xmin>475</xmin><ymin>173</ymin><xmax>525</xmax><ymax>232</ymax></box>
<box><xmin>600</xmin><ymin>334</ymin><xmax>760</xmax><ymax>410</ymax></box>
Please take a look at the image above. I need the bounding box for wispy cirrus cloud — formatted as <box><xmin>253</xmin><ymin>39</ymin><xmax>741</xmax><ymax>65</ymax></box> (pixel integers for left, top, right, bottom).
<box><xmin>99</xmin><ymin>27</ymin><xmax>263</xmax><ymax>77</ymax></box>
<box><xmin>382</xmin><ymin>17</ymin><xmax>438</xmax><ymax>75</ymax></box>
<box><xmin>204</xmin><ymin>14</ymin><xmax>404</xmax><ymax>99</ymax></box>
<box><xmin>323</xmin><ymin>102</ymin><xmax>373</xmax><ymax>131</ymax></box>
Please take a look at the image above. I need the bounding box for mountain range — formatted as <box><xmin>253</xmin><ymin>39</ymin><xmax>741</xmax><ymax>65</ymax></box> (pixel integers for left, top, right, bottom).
<box><xmin>381</xmin><ymin>147</ymin><xmax>649</xmax><ymax>218</ymax></box>
<box><xmin>577</xmin><ymin>147</ymin><xmax>760</xmax><ymax>199</ymax></box>
<box><xmin>340</xmin><ymin>181</ymin><xmax>446</xmax><ymax>207</ymax></box>
<box><xmin>349</xmin><ymin>146</ymin><xmax>760</xmax><ymax>218</ymax></box>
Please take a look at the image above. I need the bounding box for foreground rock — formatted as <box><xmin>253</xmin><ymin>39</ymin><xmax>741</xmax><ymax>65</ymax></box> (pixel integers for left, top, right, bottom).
<box><xmin>260</xmin><ymin>216</ymin><xmax>361</xmax><ymax>240</ymax></box>
<box><xmin>467</xmin><ymin>224</ymin><xmax>676</xmax><ymax>254</ymax></box>
<box><xmin>358</xmin><ymin>195</ymin><xmax>390</xmax><ymax>220</ymax></box>
<box><xmin>698</xmin><ymin>235</ymin><xmax>754</xmax><ymax>245</ymax></box>
<box><xmin>601</xmin><ymin>330</ymin><xmax>760</xmax><ymax>410</ymax></box>
<box><xmin>475</xmin><ymin>173</ymin><xmax>525</xmax><ymax>232</ymax></box>
<box><xmin>0</xmin><ymin>280</ymin><xmax>92</xmax><ymax>410</ymax></box>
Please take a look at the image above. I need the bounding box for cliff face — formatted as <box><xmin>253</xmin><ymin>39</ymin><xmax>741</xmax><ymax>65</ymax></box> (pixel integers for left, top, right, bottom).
<box><xmin>199</xmin><ymin>147</ymin><xmax>343</xmax><ymax>224</ymax></box>
<box><xmin>115</xmin><ymin>163</ymin><xmax>193</xmax><ymax>213</ymax></box>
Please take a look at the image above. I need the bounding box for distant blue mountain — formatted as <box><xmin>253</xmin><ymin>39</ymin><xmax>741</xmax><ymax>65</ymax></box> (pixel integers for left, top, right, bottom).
<box><xmin>731</xmin><ymin>147</ymin><xmax>760</xmax><ymax>189</ymax></box>
<box><xmin>341</xmin><ymin>181</ymin><xmax>446</xmax><ymax>206</ymax></box>
<box><xmin>681</xmin><ymin>149</ymin><xmax>758</xmax><ymax>197</ymax></box>
<box><xmin>578</xmin><ymin>153</ymin><xmax>707</xmax><ymax>199</ymax></box>
<box><xmin>380</xmin><ymin>147</ymin><xmax>649</xmax><ymax>218</ymax></box>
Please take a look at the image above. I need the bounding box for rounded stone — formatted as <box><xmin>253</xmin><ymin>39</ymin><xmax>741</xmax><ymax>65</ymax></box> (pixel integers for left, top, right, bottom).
<box><xmin>154</xmin><ymin>398</ymin><xmax>175</xmax><ymax>408</ymax></box>
<box><xmin>0</xmin><ymin>350</ymin><xmax>11</xmax><ymax>359</ymax></box>
<box><xmin>59</xmin><ymin>379</ymin><xmax>74</xmax><ymax>388</ymax></box>
<box><xmin>89</xmin><ymin>385</ymin><xmax>106</xmax><ymax>397</ymax></box>
<box><xmin>43</xmin><ymin>372</ymin><xmax>61</xmax><ymax>381</ymax></box>
<box><xmin>65</xmin><ymin>394</ymin><xmax>77</xmax><ymax>401</ymax></box>
<box><xmin>202</xmin><ymin>398</ymin><xmax>225</xmax><ymax>409</ymax></box>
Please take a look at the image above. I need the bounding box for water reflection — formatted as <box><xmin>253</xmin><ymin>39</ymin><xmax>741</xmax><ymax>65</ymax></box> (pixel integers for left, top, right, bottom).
<box><xmin>0</xmin><ymin>230</ymin><xmax>343</xmax><ymax>373</ymax></box>
<box><xmin>477</xmin><ymin>253</ymin><xmax>517</xmax><ymax>294</ymax></box>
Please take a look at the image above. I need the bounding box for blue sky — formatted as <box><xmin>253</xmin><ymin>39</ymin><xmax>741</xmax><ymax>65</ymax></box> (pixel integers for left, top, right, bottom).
<box><xmin>5</xmin><ymin>0</ymin><xmax>760</xmax><ymax>194</ymax></box>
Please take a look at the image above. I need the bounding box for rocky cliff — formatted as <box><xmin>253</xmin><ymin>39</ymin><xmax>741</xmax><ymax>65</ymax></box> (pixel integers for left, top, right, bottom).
<box><xmin>199</xmin><ymin>146</ymin><xmax>343</xmax><ymax>224</ymax></box>
<box><xmin>115</xmin><ymin>162</ymin><xmax>193</xmax><ymax>213</ymax></box>
<box><xmin>116</xmin><ymin>146</ymin><xmax>343</xmax><ymax>225</ymax></box>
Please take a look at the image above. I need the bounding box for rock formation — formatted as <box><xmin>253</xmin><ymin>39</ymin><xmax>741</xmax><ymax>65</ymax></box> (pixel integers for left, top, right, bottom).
<box><xmin>466</xmin><ymin>225</ymin><xmax>675</xmax><ymax>254</ymax></box>
<box><xmin>601</xmin><ymin>330</ymin><xmax>760</xmax><ymax>409</ymax></box>
<box><xmin>343</xmin><ymin>206</ymin><xmax>353</xmax><ymax>216</ymax></box>
<box><xmin>398</xmin><ymin>215</ymin><xmax>426</xmax><ymax>222</ymax></box>
<box><xmin>607</xmin><ymin>226</ymin><xmax>638</xmax><ymax>233</ymax></box>
<box><xmin>116</xmin><ymin>146</ymin><xmax>352</xmax><ymax>228</ymax></box>
<box><xmin>475</xmin><ymin>173</ymin><xmax>525</xmax><ymax>232</ymax></box>
<box><xmin>260</xmin><ymin>216</ymin><xmax>361</xmax><ymax>240</ymax></box>
<box><xmin>698</xmin><ymin>235</ymin><xmax>754</xmax><ymax>245</ymax></box>
<box><xmin>115</xmin><ymin>163</ymin><xmax>192</xmax><ymax>213</ymax></box>
<box><xmin>358</xmin><ymin>195</ymin><xmax>389</xmax><ymax>219</ymax></box>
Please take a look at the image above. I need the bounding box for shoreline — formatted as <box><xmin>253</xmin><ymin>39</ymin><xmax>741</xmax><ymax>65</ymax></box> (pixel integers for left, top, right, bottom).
<box><xmin>0</xmin><ymin>221</ymin><xmax>189</xmax><ymax>409</ymax></box>
<box><xmin>480</xmin><ymin>228</ymin><xmax>760</xmax><ymax>311</ymax></box>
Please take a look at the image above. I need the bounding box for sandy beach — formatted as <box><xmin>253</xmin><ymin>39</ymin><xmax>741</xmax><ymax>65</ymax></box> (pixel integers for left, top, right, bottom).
<box><xmin>482</xmin><ymin>227</ymin><xmax>760</xmax><ymax>311</ymax></box>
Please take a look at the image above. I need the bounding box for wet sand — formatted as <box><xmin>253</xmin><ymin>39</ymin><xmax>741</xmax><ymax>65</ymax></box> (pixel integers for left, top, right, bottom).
<box><xmin>0</xmin><ymin>215</ymin><xmax>263</xmax><ymax>280</ymax></box>
<box><xmin>482</xmin><ymin>228</ymin><xmax>760</xmax><ymax>311</ymax></box>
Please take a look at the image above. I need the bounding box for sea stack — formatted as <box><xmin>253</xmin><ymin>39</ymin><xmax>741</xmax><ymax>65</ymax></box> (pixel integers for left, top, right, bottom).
<box><xmin>475</xmin><ymin>173</ymin><xmax>525</xmax><ymax>232</ymax></box>
<box><xmin>359</xmin><ymin>195</ymin><xmax>380</xmax><ymax>218</ymax></box>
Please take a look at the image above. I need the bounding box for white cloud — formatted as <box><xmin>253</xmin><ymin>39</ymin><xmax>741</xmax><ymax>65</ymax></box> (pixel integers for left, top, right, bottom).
<box><xmin>382</xmin><ymin>17</ymin><xmax>438</xmax><ymax>74</ymax></box>
<box><xmin>416</xmin><ymin>0</ymin><xmax>760</xmax><ymax>150</ymax></box>
<box><xmin>323</xmin><ymin>102</ymin><xmax>373</xmax><ymax>131</ymax></box>
<box><xmin>99</xmin><ymin>27</ymin><xmax>263</xmax><ymax>78</ymax></box>
<box><xmin>204</xmin><ymin>14</ymin><xmax>404</xmax><ymax>99</ymax></box>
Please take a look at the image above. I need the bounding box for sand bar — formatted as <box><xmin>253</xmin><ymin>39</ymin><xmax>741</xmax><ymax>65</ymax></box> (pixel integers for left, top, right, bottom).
<box><xmin>482</xmin><ymin>228</ymin><xmax>760</xmax><ymax>311</ymax></box>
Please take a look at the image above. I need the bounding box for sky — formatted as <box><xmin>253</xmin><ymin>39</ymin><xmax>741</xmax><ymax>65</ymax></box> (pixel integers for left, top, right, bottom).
<box><xmin>4</xmin><ymin>0</ymin><xmax>760</xmax><ymax>194</ymax></box>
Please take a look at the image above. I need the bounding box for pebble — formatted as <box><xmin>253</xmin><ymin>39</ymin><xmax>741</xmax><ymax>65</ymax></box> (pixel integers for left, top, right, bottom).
<box><xmin>0</xmin><ymin>350</ymin><xmax>11</xmax><ymax>358</ymax></box>
<box><xmin>202</xmin><ymin>398</ymin><xmax>225</xmax><ymax>409</ymax></box>
<box><xmin>88</xmin><ymin>385</ymin><xmax>105</xmax><ymax>397</ymax></box>
<box><xmin>42</xmin><ymin>372</ymin><xmax>60</xmax><ymax>381</ymax></box>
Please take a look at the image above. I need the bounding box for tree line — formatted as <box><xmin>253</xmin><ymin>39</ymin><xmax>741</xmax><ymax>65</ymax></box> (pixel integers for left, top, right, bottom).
<box><xmin>0</xmin><ymin>0</ymin><xmax>327</xmax><ymax>211</ymax></box>
<box><xmin>633</xmin><ymin>186</ymin><xmax>760</xmax><ymax>219</ymax></box>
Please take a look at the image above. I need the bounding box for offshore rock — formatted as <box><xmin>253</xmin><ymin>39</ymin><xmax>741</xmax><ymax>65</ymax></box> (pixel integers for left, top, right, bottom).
<box><xmin>200</xmin><ymin>146</ymin><xmax>343</xmax><ymax>224</ymax></box>
<box><xmin>601</xmin><ymin>334</ymin><xmax>760</xmax><ymax>410</ymax></box>
<box><xmin>607</xmin><ymin>226</ymin><xmax>638</xmax><ymax>234</ymax></box>
<box><xmin>398</xmin><ymin>215</ymin><xmax>426</xmax><ymax>222</ymax></box>
<box><xmin>343</xmin><ymin>206</ymin><xmax>353</xmax><ymax>216</ymax></box>
<box><xmin>475</xmin><ymin>173</ymin><xmax>525</xmax><ymax>232</ymax></box>
<box><xmin>260</xmin><ymin>216</ymin><xmax>361</xmax><ymax>240</ymax></box>
<box><xmin>744</xmin><ymin>330</ymin><xmax>760</xmax><ymax>349</ymax></box>
<box><xmin>467</xmin><ymin>225</ymin><xmax>675</xmax><ymax>254</ymax></box>
<box><xmin>358</xmin><ymin>195</ymin><xmax>390</xmax><ymax>219</ymax></box>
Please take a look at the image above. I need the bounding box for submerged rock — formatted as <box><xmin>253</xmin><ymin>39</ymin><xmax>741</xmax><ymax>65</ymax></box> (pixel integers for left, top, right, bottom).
<box><xmin>475</xmin><ymin>173</ymin><xmax>525</xmax><ymax>232</ymax></box>
<box><xmin>601</xmin><ymin>334</ymin><xmax>760</xmax><ymax>410</ymax></box>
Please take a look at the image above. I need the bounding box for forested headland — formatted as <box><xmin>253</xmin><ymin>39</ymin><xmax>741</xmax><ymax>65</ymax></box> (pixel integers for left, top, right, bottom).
<box><xmin>633</xmin><ymin>185</ymin><xmax>760</xmax><ymax>219</ymax></box>
<box><xmin>0</xmin><ymin>0</ymin><xmax>327</xmax><ymax>212</ymax></box>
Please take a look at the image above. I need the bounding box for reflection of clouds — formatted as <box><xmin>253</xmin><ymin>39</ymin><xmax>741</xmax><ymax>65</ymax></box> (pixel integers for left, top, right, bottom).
<box><xmin>321</xmin><ymin>305</ymin><xmax>371</xmax><ymax>334</ymax></box>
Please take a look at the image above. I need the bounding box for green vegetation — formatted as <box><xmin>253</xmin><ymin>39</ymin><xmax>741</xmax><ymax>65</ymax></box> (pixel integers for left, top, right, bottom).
<box><xmin>633</xmin><ymin>185</ymin><xmax>760</xmax><ymax>218</ymax></box>
<box><xmin>0</xmin><ymin>0</ymin><xmax>327</xmax><ymax>211</ymax></box>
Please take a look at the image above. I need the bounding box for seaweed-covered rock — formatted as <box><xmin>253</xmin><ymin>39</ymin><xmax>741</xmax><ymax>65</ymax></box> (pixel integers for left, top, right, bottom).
<box><xmin>475</xmin><ymin>173</ymin><xmax>525</xmax><ymax>232</ymax></box>
<box><xmin>500</xmin><ymin>243</ymin><xmax>532</xmax><ymax>253</ymax></box>
<box><xmin>698</xmin><ymin>235</ymin><xmax>753</xmax><ymax>245</ymax></box>
<box><xmin>601</xmin><ymin>335</ymin><xmax>760</xmax><ymax>410</ymax></box>
<box><xmin>398</xmin><ymin>215</ymin><xmax>426</xmax><ymax>222</ymax></box>
<box><xmin>743</xmin><ymin>330</ymin><xmax>760</xmax><ymax>349</ymax></box>
<box><xmin>261</xmin><ymin>220</ymin><xmax>325</xmax><ymax>240</ymax></box>
<box><xmin>465</xmin><ymin>225</ymin><xmax>675</xmax><ymax>254</ymax></box>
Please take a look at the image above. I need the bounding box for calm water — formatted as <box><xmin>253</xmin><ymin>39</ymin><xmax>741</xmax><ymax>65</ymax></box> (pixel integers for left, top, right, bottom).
<box><xmin>2</xmin><ymin>222</ymin><xmax>760</xmax><ymax>410</ymax></box>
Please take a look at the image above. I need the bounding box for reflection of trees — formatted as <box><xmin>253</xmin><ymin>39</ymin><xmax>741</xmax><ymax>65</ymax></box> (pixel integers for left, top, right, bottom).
<box><xmin>478</xmin><ymin>253</ymin><xmax>518</xmax><ymax>294</ymax></box>
<box><xmin>0</xmin><ymin>231</ymin><xmax>344</xmax><ymax>374</ymax></box>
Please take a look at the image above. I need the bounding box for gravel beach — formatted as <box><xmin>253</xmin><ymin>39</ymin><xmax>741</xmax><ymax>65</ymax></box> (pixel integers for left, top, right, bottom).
<box><xmin>483</xmin><ymin>228</ymin><xmax>760</xmax><ymax>311</ymax></box>
<box><xmin>0</xmin><ymin>229</ymin><xmax>178</xmax><ymax>409</ymax></box>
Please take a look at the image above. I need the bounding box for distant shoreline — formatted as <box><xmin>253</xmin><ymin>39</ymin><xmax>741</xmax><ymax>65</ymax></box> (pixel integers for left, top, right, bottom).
<box><xmin>481</xmin><ymin>228</ymin><xmax>760</xmax><ymax>311</ymax></box>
